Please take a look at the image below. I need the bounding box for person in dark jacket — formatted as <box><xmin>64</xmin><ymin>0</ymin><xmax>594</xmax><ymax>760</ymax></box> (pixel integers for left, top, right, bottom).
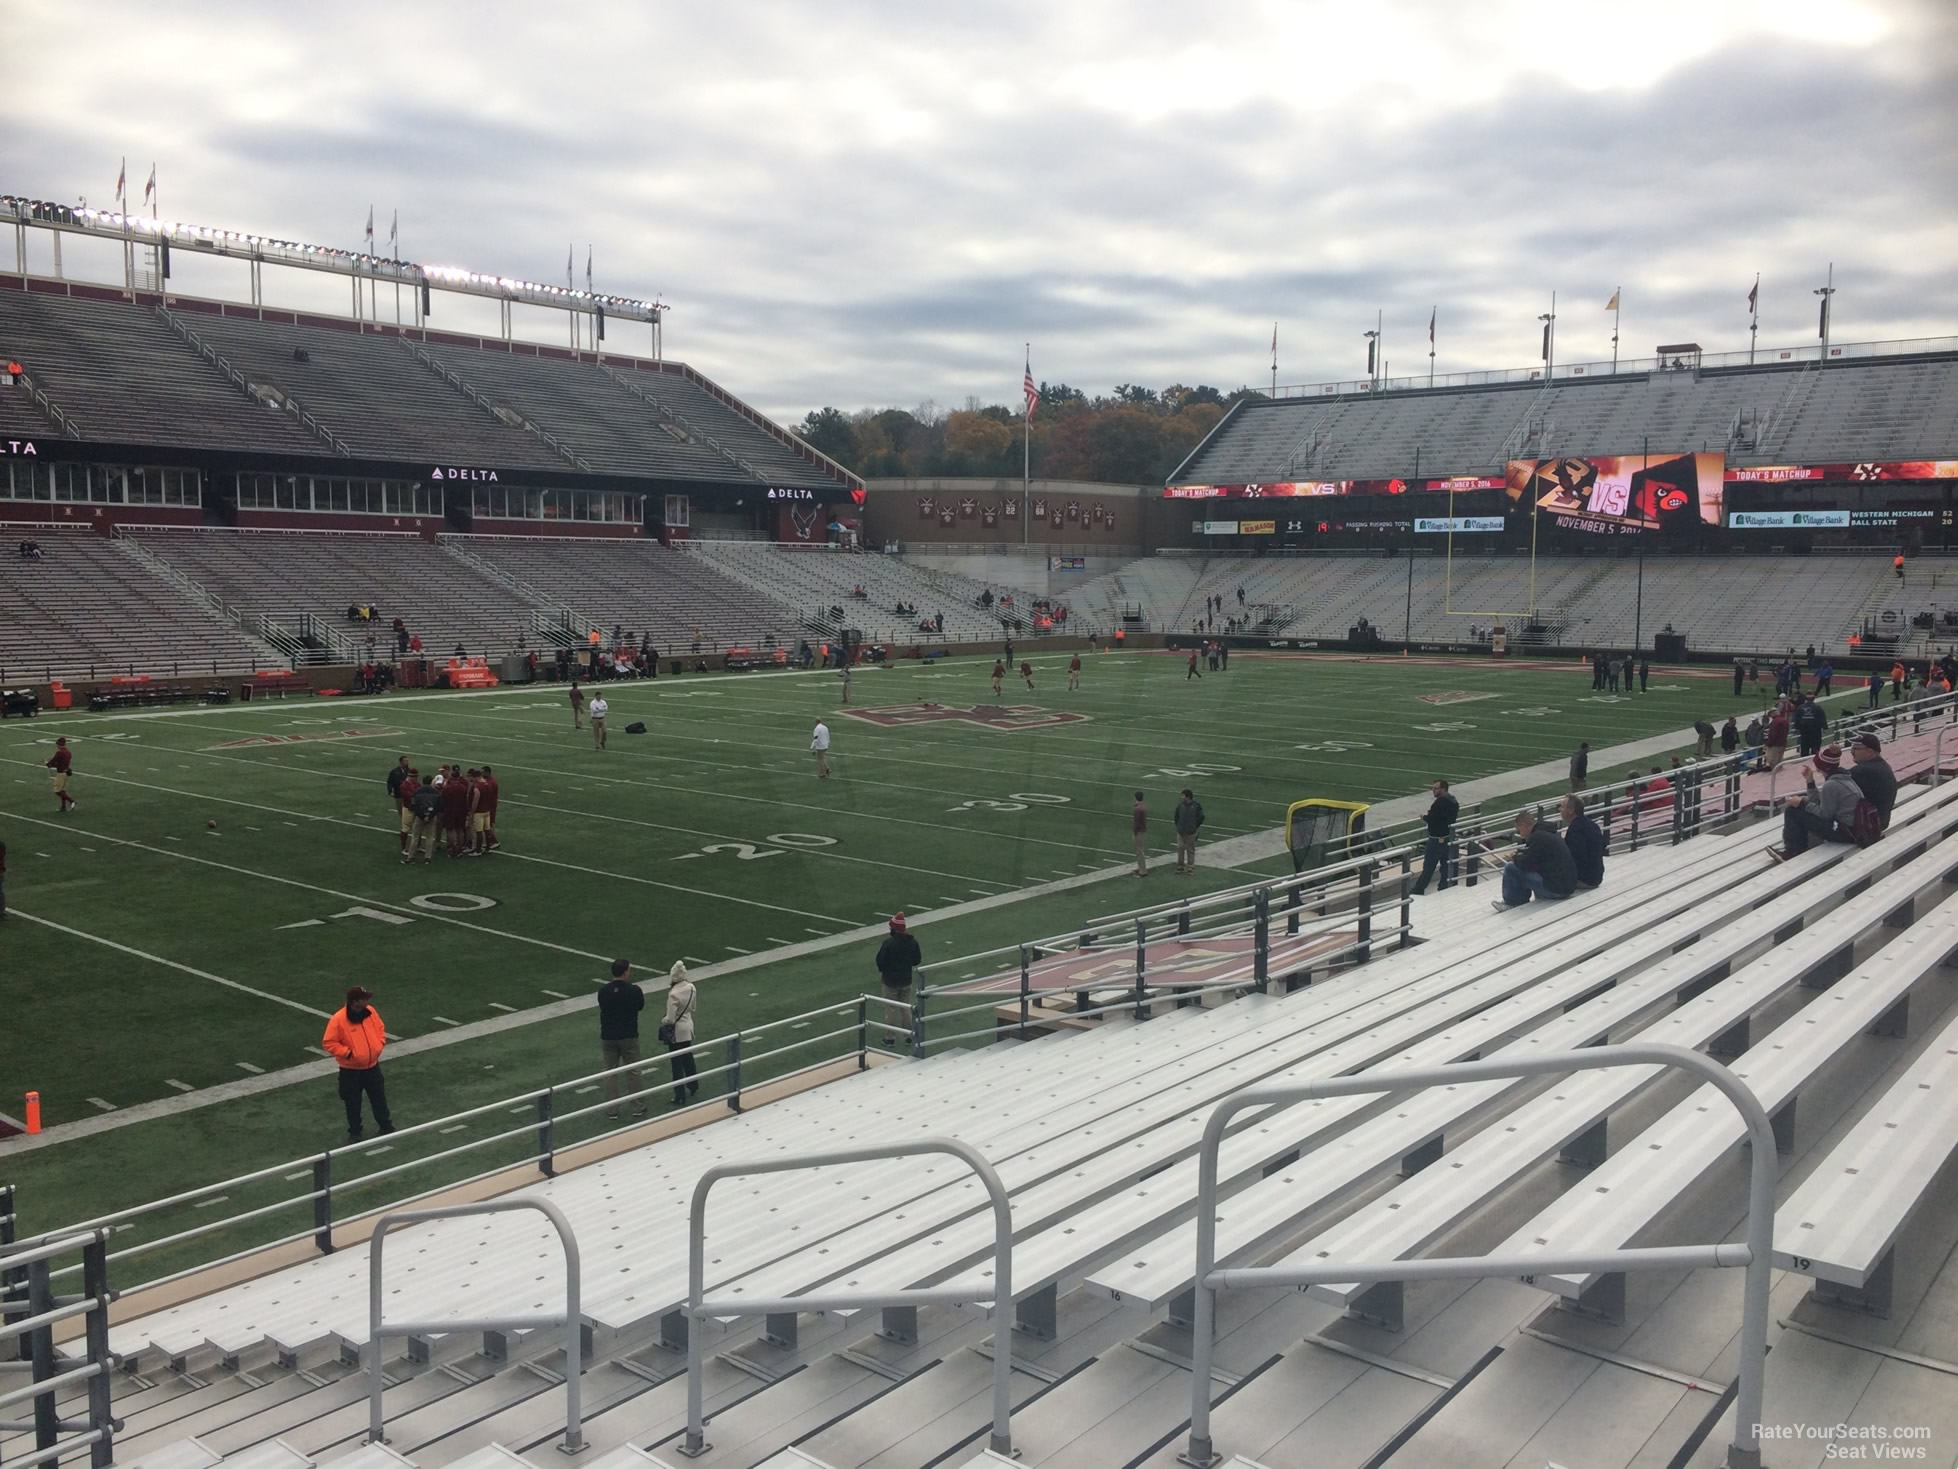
<box><xmin>1639</xmin><ymin>658</ymin><xmax>1650</xmax><ymax>691</ymax></box>
<box><xmin>1411</xmin><ymin>778</ymin><xmax>1460</xmax><ymax>895</ymax></box>
<box><xmin>1770</xmin><ymin>745</ymin><xmax>1862</xmax><ymax>859</ymax></box>
<box><xmin>1848</xmin><ymin>731</ymin><xmax>1897</xmax><ymax>831</ymax></box>
<box><xmin>1720</xmin><ymin>715</ymin><xmax>1739</xmax><ymax>754</ymax></box>
<box><xmin>1172</xmin><ymin>789</ymin><xmax>1206</xmax><ymax>873</ymax></box>
<box><xmin>1793</xmin><ymin>696</ymin><xmax>1828</xmax><ymax>758</ymax></box>
<box><xmin>1559</xmin><ymin>794</ymin><xmax>1605</xmax><ymax>890</ymax></box>
<box><xmin>1494</xmin><ymin>808</ymin><xmax>1578</xmax><ymax>911</ymax></box>
<box><xmin>1568</xmin><ymin>741</ymin><xmax>1589</xmax><ymax>792</ymax></box>
<box><xmin>1693</xmin><ymin>718</ymin><xmax>1715</xmax><ymax>759</ymax></box>
<box><xmin>597</xmin><ymin>957</ymin><xmax>646</xmax><ymax>1119</ymax></box>
<box><xmin>1732</xmin><ymin>658</ymin><xmax>1744</xmax><ymax>696</ymax></box>
<box><xmin>875</xmin><ymin>913</ymin><xmax>924</xmax><ymax>1033</ymax></box>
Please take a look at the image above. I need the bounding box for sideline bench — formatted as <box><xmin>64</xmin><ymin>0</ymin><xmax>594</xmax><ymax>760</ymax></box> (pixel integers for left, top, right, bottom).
<box><xmin>1773</xmin><ymin>1006</ymin><xmax>1958</xmax><ymax>1316</ymax></box>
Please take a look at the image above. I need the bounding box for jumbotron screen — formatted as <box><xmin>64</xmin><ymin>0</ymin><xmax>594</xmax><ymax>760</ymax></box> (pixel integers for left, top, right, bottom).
<box><xmin>1505</xmin><ymin>453</ymin><xmax>1724</xmax><ymax>536</ymax></box>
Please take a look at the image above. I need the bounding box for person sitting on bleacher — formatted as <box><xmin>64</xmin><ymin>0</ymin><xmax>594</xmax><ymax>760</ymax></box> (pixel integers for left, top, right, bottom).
<box><xmin>1848</xmin><ymin>732</ymin><xmax>1897</xmax><ymax>830</ymax></box>
<box><xmin>1768</xmin><ymin>744</ymin><xmax>1863</xmax><ymax>862</ymax></box>
<box><xmin>18</xmin><ymin>539</ymin><xmax>42</xmax><ymax>560</ymax></box>
<box><xmin>1559</xmin><ymin>794</ymin><xmax>1605</xmax><ymax>890</ymax></box>
<box><xmin>1493</xmin><ymin>807</ymin><xmax>1577</xmax><ymax>912</ymax></box>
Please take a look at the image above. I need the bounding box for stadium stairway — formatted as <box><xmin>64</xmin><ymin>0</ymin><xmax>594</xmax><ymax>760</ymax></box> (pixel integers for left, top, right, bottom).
<box><xmin>31</xmin><ymin>782</ymin><xmax>1958</xmax><ymax>1467</ymax></box>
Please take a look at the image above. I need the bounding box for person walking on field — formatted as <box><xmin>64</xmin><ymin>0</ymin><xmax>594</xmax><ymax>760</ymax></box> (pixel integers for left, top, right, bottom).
<box><xmin>569</xmin><ymin>680</ymin><xmax>586</xmax><ymax>730</ymax></box>
<box><xmin>1186</xmin><ymin>647</ymin><xmax>1202</xmax><ymax>680</ymax></box>
<box><xmin>1606</xmin><ymin>658</ymin><xmax>1620</xmax><ymax>693</ymax></box>
<box><xmin>1068</xmin><ymin>653</ymin><xmax>1081</xmax><ymax>691</ymax></box>
<box><xmin>661</xmin><ymin>962</ymin><xmax>699</xmax><ymax>1106</ymax></box>
<box><xmin>1762</xmin><ymin>704</ymin><xmax>1790</xmax><ymax>769</ymax></box>
<box><xmin>1639</xmin><ymin>658</ymin><xmax>1650</xmax><ymax>692</ymax></box>
<box><xmin>597</xmin><ymin>958</ymin><xmax>646</xmax><ymax>1120</ymax></box>
<box><xmin>875</xmin><ymin>913</ymin><xmax>923</xmax><ymax>1035</ymax></box>
<box><xmin>588</xmin><ymin>693</ymin><xmax>609</xmax><ymax>750</ymax></box>
<box><xmin>810</xmin><ymin>719</ymin><xmax>831</xmax><ymax>779</ymax></box>
<box><xmin>47</xmin><ymin>737</ymin><xmax>75</xmax><ymax>812</ymax></box>
<box><xmin>1131</xmin><ymin>790</ymin><xmax>1150</xmax><ymax>876</ymax></box>
<box><xmin>1173</xmin><ymin>788</ymin><xmax>1205</xmax><ymax>874</ymax></box>
<box><xmin>1410</xmin><ymin>778</ymin><xmax>1459</xmax><ymax>895</ymax></box>
<box><xmin>1569</xmin><ymin>741</ymin><xmax>1589</xmax><ymax>792</ymax></box>
<box><xmin>323</xmin><ymin>985</ymin><xmax>394</xmax><ymax>1142</ymax></box>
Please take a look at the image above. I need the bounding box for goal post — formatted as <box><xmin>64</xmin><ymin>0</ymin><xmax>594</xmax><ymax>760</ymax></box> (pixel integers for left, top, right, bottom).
<box><xmin>1284</xmin><ymin>798</ymin><xmax>1372</xmax><ymax>874</ymax></box>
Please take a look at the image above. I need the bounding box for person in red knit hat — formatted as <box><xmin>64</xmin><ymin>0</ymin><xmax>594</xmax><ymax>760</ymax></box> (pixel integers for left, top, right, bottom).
<box><xmin>875</xmin><ymin>913</ymin><xmax>924</xmax><ymax>1036</ymax></box>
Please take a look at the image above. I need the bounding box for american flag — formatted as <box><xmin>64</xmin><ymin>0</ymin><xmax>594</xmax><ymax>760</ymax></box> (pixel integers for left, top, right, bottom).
<box><xmin>1023</xmin><ymin>348</ymin><xmax>1040</xmax><ymax>419</ymax></box>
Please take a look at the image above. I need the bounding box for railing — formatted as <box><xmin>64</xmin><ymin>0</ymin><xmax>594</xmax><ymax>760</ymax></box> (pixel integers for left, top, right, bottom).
<box><xmin>154</xmin><ymin>303</ymin><xmax>352</xmax><ymax>456</ymax></box>
<box><xmin>1267</xmin><ymin>333</ymin><xmax>1958</xmax><ymax>401</ymax></box>
<box><xmin>596</xmin><ymin>364</ymin><xmax>764</xmax><ymax>483</ymax></box>
<box><xmin>0</xmin><ymin>1228</ymin><xmax>117</xmax><ymax>1469</ymax></box>
<box><xmin>683</xmin><ymin>1140</ymin><xmax>1013</xmax><ymax>1459</ymax></box>
<box><xmin>368</xmin><ymin>1199</ymin><xmax>582</xmax><ymax>1453</ymax></box>
<box><xmin>1178</xmin><ymin>1045</ymin><xmax>1776</xmax><ymax>1469</ymax></box>
<box><xmin>399</xmin><ymin>338</ymin><xmax>590</xmax><ymax>472</ymax></box>
<box><xmin>10</xmin><ymin>997</ymin><xmax>897</xmax><ymax>1296</ymax></box>
<box><xmin>8</xmin><ymin>367</ymin><xmax>81</xmax><ymax>439</ymax></box>
<box><xmin>105</xmin><ymin>529</ymin><xmax>294</xmax><ymax>667</ymax></box>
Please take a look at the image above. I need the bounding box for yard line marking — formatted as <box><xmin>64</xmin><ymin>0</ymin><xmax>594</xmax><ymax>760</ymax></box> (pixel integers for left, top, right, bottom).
<box><xmin>369</xmin><ymin>1145</ymin><xmax>392</xmax><ymax>1155</ymax></box>
<box><xmin>87</xmin><ymin>1097</ymin><xmax>116</xmax><ymax>1112</ymax></box>
<box><xmin>509</xmin><ymin>1106</ymin><xmax>529</xmax><ymax>1116</ymax></box>
<box><xmin>246</xmin><ymin>825</ymin><xmax>261</xmax><ymax>831</ymax></box>
<box><xmin>36</xmin><ymin>851</ymin><xmax>51</xmax><ymax>858</ymax></box>
<box><xmin>0</xmin><ymin>795</ymin><xmax>613</xmax><ymax>964</ymax></box>
<box><xmin>163</xmin><ymin>834</ymin><xmax>181</xmax><ymax>842</ymax></box>
<box><xmin>725</xmin><ymin>945</ymin><xmax>753</xmax><ymax>955</ymax></box>
<box><xmin>439</xmin><ymin>1124</ymin><xmax>467</xmax><ymax>1135</ymax></box>
<box><xmin>283</xmin><ymin>1170</ymin><xmax>309</xmax><ymax>1182</ymax></box>
<box><xmin>488</xmin><ymin>1002</ymin><xmax>517</xmax><ymax>1012</ymax></box>
<box><xmin>803</xmin><ymin>927</ymin><xmax>829</xmax><ymax>935</ymax></box>
<box><xmin>683</xmin><ymin>955</ymin><xmax>711</xmax><ymax>966</ymax></box>
<box><xmin>574</xmin><ymin>1085</ymin><xmax>598</xmax><ymax>1095</ymax></box>
<box><xmin>431</xmin><ymin>1015</ymin><xmax>462</xmax><ymax>1027</ymax></box>
<box><xmin>541</xmin><ymin>989</ymin><xmax>571</xmax><ymax>999</ymax></box>
<box><xmin>3</xmin><ymin>910</ymin><xmax>333</xmax><ymax>1018</ymax></box>
<box><xmin>969</xmin><ymin>888</ymin><xmax>993</xmax><ymax>895</ymax></box>
<box><xmin>194</xmin><ymin>1195</ymin><xmax>230</xmax><ymax>1209</ymax></box>
<box><xmin>279</xmin><ymin>919</ymin><xmax>326</xmax><ymax>929</ymax></box>
<box><xmin>163</xmin><ymin>1079</ymin><xmax>193</xmax><ymax>1092</ymax></box>
<box><xmin>235</xmin><ymin>1062</ymin><xmax>264</xmax><ymax>1074</ymax></box>
<box><xmin>304</xmin><ymin>1045</ymin><xmax>330</xmax><ymax>1057</ymax></box>
<box><xmin>766</xmin><ymin>937</ymin><xmax>792</xmax><ymax>946</ymax></box>
<box><xmin>282</xmin><ymin>820</ymin><xmax>298</xmax><ymax>827</ymax></box>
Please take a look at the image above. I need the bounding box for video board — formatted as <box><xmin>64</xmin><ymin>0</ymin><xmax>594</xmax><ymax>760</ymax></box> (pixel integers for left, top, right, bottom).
<box><xmin>1505</xmin><ymin>453</ymin><xmax>1724</xmax><ymax>537</ymax></box>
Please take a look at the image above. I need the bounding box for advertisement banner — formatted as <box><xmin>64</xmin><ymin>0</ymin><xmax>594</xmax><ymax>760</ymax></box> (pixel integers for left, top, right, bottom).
<box><xmin>1506</xmin><ymin>453</ymin><xmax>1724</xmax><ymax>536</ymax></box>
<box><xmin>1724</xmin><ymin>460</ymin><xmax>1958</xmax><ymax>483</ymax></box>
<box><xmin>1238</xmin><ymin>519</ymin><xmax>1276</xmax><ymax>535</ymax></box>
<box><xmin>1199</xmin><ymin>519</ymin><xmax>1238</xmax><ymax>534</ymax></box>
<box><xmin>1415</xmin><ymin>516</ymin><xmax>1506</xmax><ymax>533</ymax></box>
<box><xmin>1728</xmin><ymin>510</ymin><xmax>1850</xmax><ymax>529</ymax></box>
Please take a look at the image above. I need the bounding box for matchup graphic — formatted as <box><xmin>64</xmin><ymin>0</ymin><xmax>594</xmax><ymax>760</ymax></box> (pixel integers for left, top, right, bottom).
<box><xmin>843</xmin><ymin>702</ymin><xmax>1092</xmax><ymax>732</ymax></box>
<box><xmin>1505</xmin><ymin>453</ymin><xmax>1724</xmax><ymax>535</ymax></box>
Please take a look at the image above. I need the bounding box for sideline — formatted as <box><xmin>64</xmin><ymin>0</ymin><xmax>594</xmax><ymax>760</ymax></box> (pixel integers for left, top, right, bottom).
<box><xmin>1</xmin><ymin>707</ymin><xmax>1743</xmax><ymax>1156</ymax></box>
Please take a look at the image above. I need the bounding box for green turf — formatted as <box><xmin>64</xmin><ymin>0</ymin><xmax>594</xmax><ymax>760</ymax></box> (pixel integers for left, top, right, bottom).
<box><xmin>0</xmin><ymin>648</ymin><xmax>1735</xmax><ymax>1262</ymax></box>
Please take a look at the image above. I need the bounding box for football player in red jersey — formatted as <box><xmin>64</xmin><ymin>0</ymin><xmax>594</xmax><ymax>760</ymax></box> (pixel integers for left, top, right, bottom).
<box><xmin>480</xmin><ymin>765</ymin><xmax>500</xmax><ymax>852</ymax></box>
<box><xmin>47</xmin><ymin>737</ymin><xmax>75</xmax><ymax>812</ymax></box>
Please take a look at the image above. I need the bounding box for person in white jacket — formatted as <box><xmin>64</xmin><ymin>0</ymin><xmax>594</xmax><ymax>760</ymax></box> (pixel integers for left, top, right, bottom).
<box><xmin>663</xmin><ymin>961</ymin><xmax>699</xmax><ymax>1105</ymax></box>
<box><xmin>811</xmin><ymin>720</ymin><xmax>831</xmax><ymax>779</ymax></box>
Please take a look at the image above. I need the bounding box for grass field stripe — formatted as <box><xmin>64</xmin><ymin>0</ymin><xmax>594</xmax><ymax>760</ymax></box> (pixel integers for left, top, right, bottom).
<box><xmin>6</xmin><ymin>908</ymin><xmax>334</xmax><ymax>1019</ymax></box>
<box><xmin>0</xmin><ymin>800</ymin><xmax>615</xmax><ymax>964</ymax></box>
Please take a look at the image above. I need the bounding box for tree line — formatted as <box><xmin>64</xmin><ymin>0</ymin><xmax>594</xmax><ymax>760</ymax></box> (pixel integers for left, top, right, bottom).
<box><xmin>796</xmin><ymin>383</ymin><xmax>1267</xmax><ymax>484</ymax></box>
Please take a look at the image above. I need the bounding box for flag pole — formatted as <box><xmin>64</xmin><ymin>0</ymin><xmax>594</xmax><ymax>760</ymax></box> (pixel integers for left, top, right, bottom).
<box><xmin>1270</xmin><ymin>321</ymin><xmax>1277</xmax><ymax>396</ymax></box>
<box><xmin>1428</xmin><ymin>306</ymin><xmax>1436</xmax><ymax>388</ymax></box>
<box><xmin>1612</xmin><ymin>288</ymin><xmax>1620</xmax><ymax>373</ymax></box>
<box><xmin>1023</xmin><ymin>342</ymin><xmax>1031</xmax><ymax>548</ymax></box>
<box><xmin>1749</xmin><ymin>272</ymin><xmax>1759</xmax><ymax>364</ymax></box>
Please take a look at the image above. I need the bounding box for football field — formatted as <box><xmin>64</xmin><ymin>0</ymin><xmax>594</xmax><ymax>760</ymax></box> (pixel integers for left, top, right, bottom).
<box><xmin>0</xmin><ymin>647</ymin><xmax>1739</xmax><ymax>1245</ymax></box>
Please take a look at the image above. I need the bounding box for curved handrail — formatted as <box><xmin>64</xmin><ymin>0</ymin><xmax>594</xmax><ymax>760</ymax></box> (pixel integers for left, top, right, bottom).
<box><xmin>367</xmin><ymin>1197</ymin><xmax>583</xmax><ymax>1453</ymax></box>
<box><xmin>684</xmin><ymin>1138</ymin><xmax>1013</xmax><ymax>1458</ymax></box>
<box><xmin>1181</xmin><ymin>1043</ymin><xmax>1775</xmax><ymax>1469</ymax></box>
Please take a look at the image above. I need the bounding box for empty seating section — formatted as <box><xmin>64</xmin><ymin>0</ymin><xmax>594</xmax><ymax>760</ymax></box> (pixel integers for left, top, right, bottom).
<box><xmin>175</xmin><ymin>312</ymin><xmax>561</xmax><ymax>469</ymax></box>
<box><xmin>457</xmin><ymin>537</ymin><xmax>802</xmax><ymax>652</ymax></box>
<box><xmin>0</xmin><ymin>290</ymin><xmax>319</xmax><ymax>451</ymax></box>
<box><xmin>1180</xmin><ymin>355</ymin><xmax>1958</xmax><ymax>483</ymax></box>
<box><xmin>415</xmin><ymin>347</ymin><xmax>749</xmax><ymax>483</ymax></box>
<box><xmin>0</xmin><ymin>524</ymin><xmax>275</xmax><ymax>678</ymax></box>
<box><xmin>130</xmin><ymin>528</ymin><xmax>538</xmax><ymax>658</ymax></box>
<box><xmin>77</xmin><ymin>765</ymin><xmax>1958</xmax><ymax>1467</ymax></box>
<box><xmin>619</xmin><ymin>367</ymin><xmax>834</xmax><ymax>489</ymax></box>
<box><xmin>0</xmin><ymin>376</ymin><xmax>51</xmax><ymax>438</ymax></box>
<box><xmin>684</xmin><ymin>542</ymin><xmax>1019</xmax><ymax>643</ymax></box>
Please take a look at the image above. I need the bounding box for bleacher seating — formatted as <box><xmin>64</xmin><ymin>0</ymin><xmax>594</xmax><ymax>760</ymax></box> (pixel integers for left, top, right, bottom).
<box><xmin>57</xmin><ymin>763</ymin><xmax>1958</xmax><ymax>1469</ymax></box>
<box><xmin>1178</xmin><ymin>354</ymin><xmax>1958</xmax><ymax>483</ymax></box>
<box><xmin>0</xmin><ymin>524</ymin><xmax>277</xmax><ymax>679</ymax></box>
<box><xmin>130</xmin><ymin>528</ymin><xmax>541</xmax><ymax>660</ymax></box>
<box><xmin>454</xmin><ymin>537</ymin><xmax>803</xmax><ymax>654</ymax></box>
<box><xmin>683</xmin><ymin>542</ymin><xmax>1028</xmax><ymax>644</ymax></box>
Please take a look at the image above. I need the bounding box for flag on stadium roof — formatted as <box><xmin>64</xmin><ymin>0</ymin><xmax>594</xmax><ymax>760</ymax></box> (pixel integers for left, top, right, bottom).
<box><xmin>1428</xmin><ymin>308</ymin><xmax>1436</xmax><ymax>345</ymax></box>
<box><xmin>1748</xmin><ymin>278</ymin><xmax>1759</xmax><ymax>313</ymax></box>
<box><xmin>114</xmin><ymin>157</ymin><xmax>125</xmax><ymax>206</ymax></box>
<box><xmin>1605</xmin><ymin>288</ymin><xmax>1620</xmax><ymax>311</ymax></box>
<box><xmin>364</xmin><ymin>206</ymin><xmax>374</xmax><ymax>252</ymax></box>
<box><xmin>143</xmin><ymin>164</ymin><xmax>156</xmax><ymax>206</ymax></box>
<box><xmin>1024</xmin><ymin>348</ymin><xmax>1040</xmax><ymax>419</ymax></box>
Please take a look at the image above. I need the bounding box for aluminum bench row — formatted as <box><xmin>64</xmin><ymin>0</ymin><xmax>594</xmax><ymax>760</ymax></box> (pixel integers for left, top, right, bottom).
<box><xmin>1077</xmin><ymin>786</ymin><xmax>1958</xmax><ymax>1325</ymax></box>
<box><xmin>1772</xmin><ymin>1004</ymin><xmax>1958</xmax><ymax>1315</ymax></box>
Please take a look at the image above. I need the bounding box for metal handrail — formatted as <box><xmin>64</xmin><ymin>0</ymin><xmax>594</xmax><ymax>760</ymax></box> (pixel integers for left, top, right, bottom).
<box><xmin>683</xmin><ymin>1139</ymin><xmax>1013</xmax><ymax>1459</ymax></box>
<box><xmin>0</xmin><ymin>1229</ymin><xmax>114</xmax><ymax>1468</ymax></box>
<box><xmin>368</xmin><ymin>1198</ymin><xmax>583</xmax><ymax>1453</ymax></box>
<box><xmin>1179</xmin><ymin>1044</ymin><xmax>1775</xmax><ymax>1469</ymax></box>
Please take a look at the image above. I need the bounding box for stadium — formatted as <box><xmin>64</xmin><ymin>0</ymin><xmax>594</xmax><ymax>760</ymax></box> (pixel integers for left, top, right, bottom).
<box><xmin>7</xmin><ymin>14</ymin><xmax>1958</xmax><ymax>1467</ymax></box>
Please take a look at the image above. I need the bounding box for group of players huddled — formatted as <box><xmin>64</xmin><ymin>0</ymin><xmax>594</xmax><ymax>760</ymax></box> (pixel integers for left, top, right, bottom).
<box><xmin>385</xmin><ymin>754</ymin><xmax>499</xmax><ymax>864</ymax></box>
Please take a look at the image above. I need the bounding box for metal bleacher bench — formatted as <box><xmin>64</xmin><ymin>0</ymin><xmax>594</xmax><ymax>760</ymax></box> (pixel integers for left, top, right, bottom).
<box><xmin>1773</xmin><ymin>1006</ymin><xmax>1958</xmax><ymax>1316</ymax></box>
<box><xmin>1080</xmin><ymin>782</ymin><xmax>1958</xmax><ymax>1329</ymax></box>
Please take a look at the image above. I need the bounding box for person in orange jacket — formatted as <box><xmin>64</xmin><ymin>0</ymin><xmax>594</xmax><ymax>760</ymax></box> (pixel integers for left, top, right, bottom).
<box><xmin>323</xmin><ymin>985</ymin><xmax>394</xmax><ymax>1142</ymax></box>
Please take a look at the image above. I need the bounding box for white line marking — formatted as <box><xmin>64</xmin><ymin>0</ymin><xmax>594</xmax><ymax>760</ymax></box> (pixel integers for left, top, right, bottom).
<box><xmin>164</xmin><ymin>1079</ymin><xmax>193</xmax><ymax>1092</ymax></box>
<box><xmin>284</xmin><ymin>1170</ymin><xmax>309</xmax><ymax>1182</ymax></box>
<box><xmin>725</xmin><ymin>945</ymin><xmax>753</xmax><ymax>955</ymax></box>
<box><xmin>194</xmin><ymin>1195</ymin><xmax>229</xmax><ymax>1209</ymax></box>
<box><xmin>766</xmin><ymin>937</ymin><xmax>791</xmax><ymax>946</ymax></box>
<box><xmin>235</xmin><ymin>1062</ymin><xmax>264</xmax><ymax>1074</ymax></box>
<box><xmin>3</xmin><ymin>912</ymin><xmax>334</xmax><ymax>1019</ymax></box>
<box><xmin>279</xmin><ymin>919</ymin><xmax>326</xmax><ymax>929</ymax></box>
<box><xmin>541</xmin><ymin>989</ymin><xmax>571</xmax><ymax>999</ymax></box>
<box><xmin>304</xmin><ymin>1045</ymin><xmax>330</xmax><ymax>1057</ymax></box>
<box><xmin>431</xmin><ymin>1015</ymin><xmax>461</xmax><ymax>1026</ymax></box>
<box><xmin>369</xmin><ymin>1145</ymin><xmax>392</xmax><ymax>1155</ymax></box>
<box><xmin>574</xmin><ymin>1085</ymin><xmax>598</xmax><ymax>1095</ymax></box>
<box><xmin>79</xmin><ymin>845</ymin><xmax>95</xmax><ymax>852</ymax></box>
<box><xmin>683</xmin><ymin>956</ymin><xmax>711</xmax><ymax>966</ymax></box>
<box><xmin>87</xmin><ymin>1097</ymin><xmax>116</xmax><ymax>1112</ymax></box>
<box><xmin>804</xmin><ymin>927</ymin><xmax>830</xmax><ymax>935</ymax></box>
<box><xmin>439</xmin><ymin>1124</ymin><xmax>467</xmax><ymax>1135</ymax></box>
<box><xmin>489</xmin><ymin>1002</ymin><xmax>517</xmax><ymax>1012</ymax></box>
<box><xmin>164</xmin><ymin>835</ymin><xmax>181</xmax><ymax>842</ymax></box>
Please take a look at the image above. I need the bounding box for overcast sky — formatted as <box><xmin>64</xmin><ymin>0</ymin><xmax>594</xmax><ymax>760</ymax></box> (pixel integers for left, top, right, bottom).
<box><xmin>7</xmin><ymin>0</ymin><xmax>1955</xmax><ymax>423</ymax></box>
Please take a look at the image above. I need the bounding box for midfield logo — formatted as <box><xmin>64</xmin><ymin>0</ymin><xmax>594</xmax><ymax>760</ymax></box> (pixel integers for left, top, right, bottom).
<box><xmin>1416</xmin><ymin>691</ymin><xmax>1497</xmax><ymax>706</ymax></box>
<box><xmin>844</xmin><ymin>702</ymin><xmax>1092</xmax><ymax>732</ymax></box>
<box><xmin>206</xmin><ymin>727</ymin><xmax>403</xmax><ymax>749</ymax></box>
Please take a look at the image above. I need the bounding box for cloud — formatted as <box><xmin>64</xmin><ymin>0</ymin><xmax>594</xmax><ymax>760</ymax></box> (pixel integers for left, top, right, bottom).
<box><xmin>6</xmin><ymin>0</ymin><xmax>1954</xmax><ymax>423</ymax></box>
